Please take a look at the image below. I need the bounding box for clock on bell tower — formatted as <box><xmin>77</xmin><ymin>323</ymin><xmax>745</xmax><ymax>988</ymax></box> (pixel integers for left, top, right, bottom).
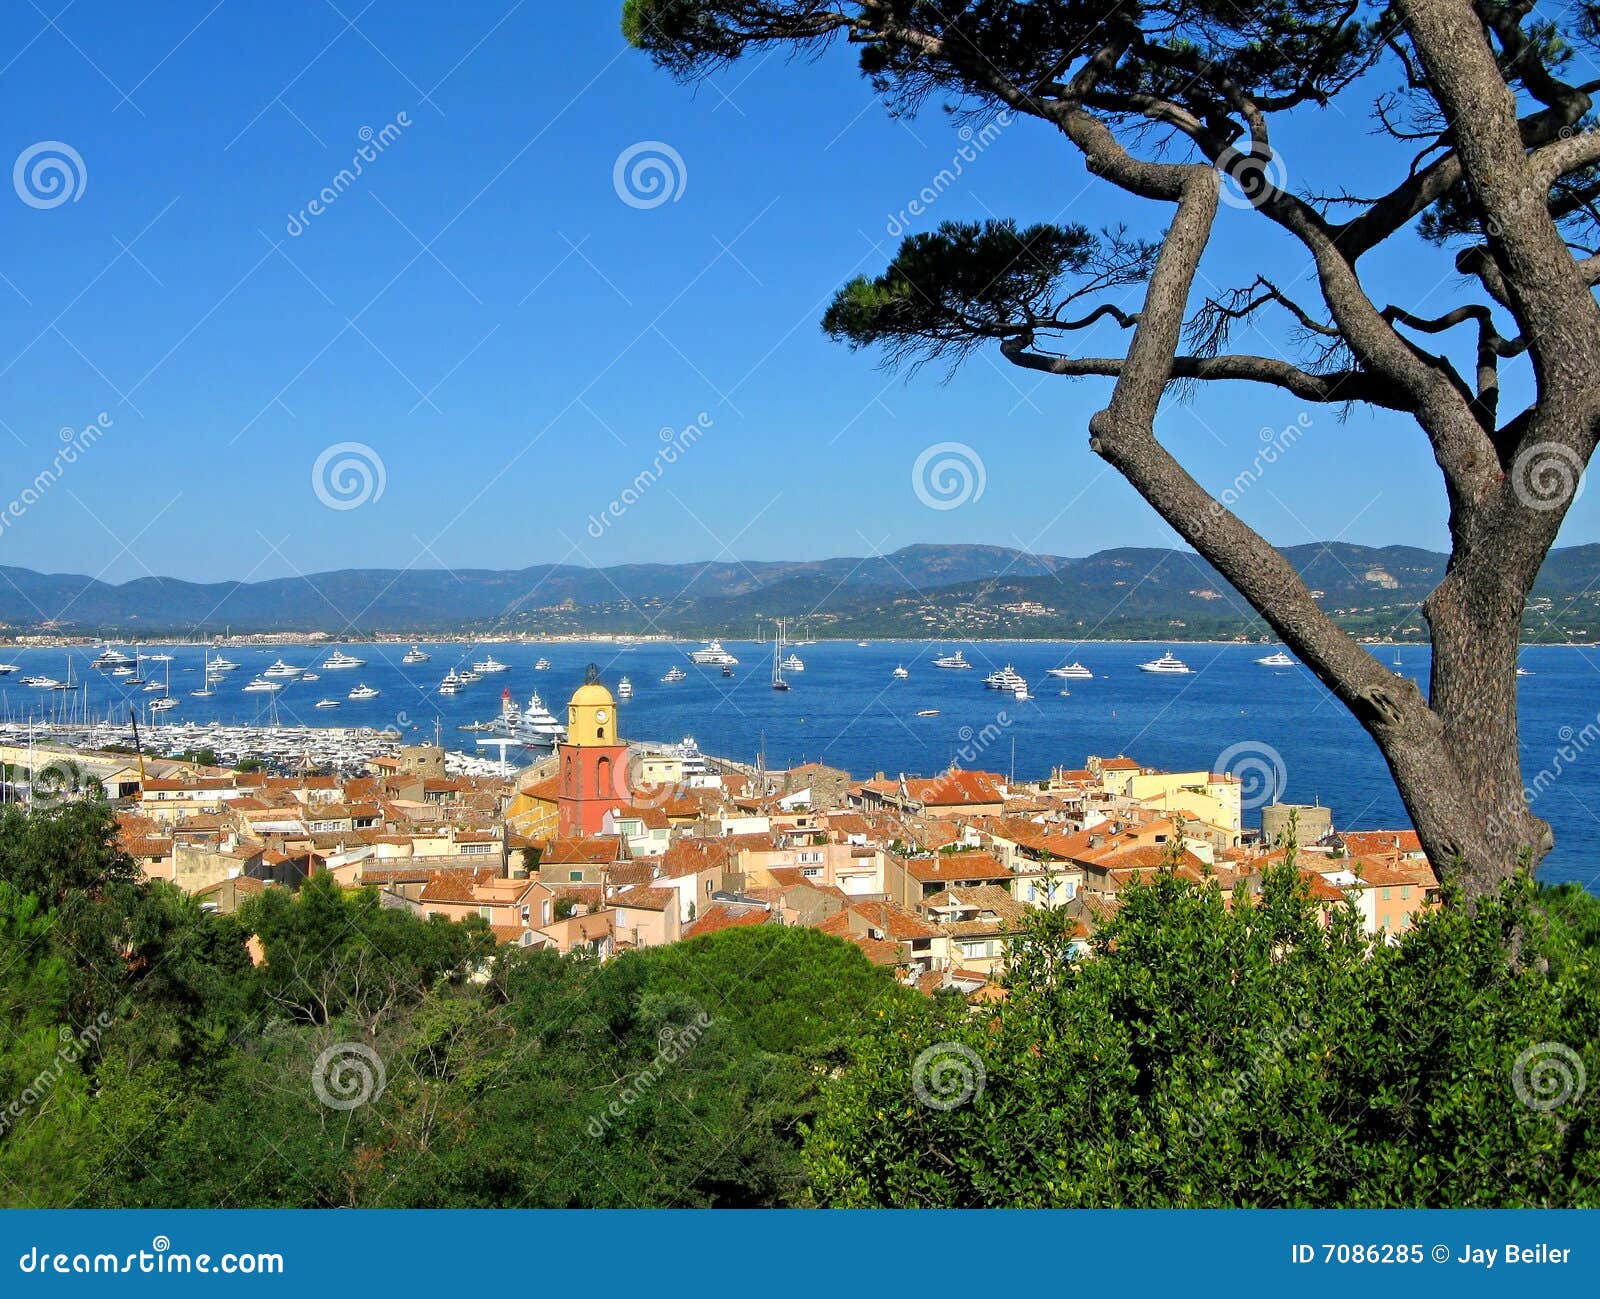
<box><xmin>556</xmin><ymin>664</ymin><xmax>630</xmax><ymax>838</ymax></box>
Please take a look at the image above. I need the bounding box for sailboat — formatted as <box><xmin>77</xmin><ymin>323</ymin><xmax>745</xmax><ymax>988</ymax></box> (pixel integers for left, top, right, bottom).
<box><xmin>148</xmin><ymin>660</ymin><xmax>178</xmax><ymax>713</ymax></box>
<box><xmin>191</xmin><ymin>652</ymin><xmax>216</xmax><ymax>698</ymax></box>
<box><xmin>772</xmin><ymin>619</ymin><xmax>792</xmax><ymax>691</ymax></box>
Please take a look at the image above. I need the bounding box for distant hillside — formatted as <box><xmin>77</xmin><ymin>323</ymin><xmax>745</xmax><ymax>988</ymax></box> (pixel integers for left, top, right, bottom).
<box><xmin>1</xmin><ymin>542</ymin><xmax>1596</xmax><ymax>642</ymax></box>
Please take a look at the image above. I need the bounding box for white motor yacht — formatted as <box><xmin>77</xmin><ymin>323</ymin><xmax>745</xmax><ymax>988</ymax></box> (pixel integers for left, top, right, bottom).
<box><xmin>661</xmin><ymin>666</ymin><xmax>687</xmax><ymax>684</ymax></box>
<box><xmin>402</xmin><ymin>646</ymin><xmax>430</xmax><ymax>664</ymax></box>
<box><xmin>892</xmin><ymin>665</ymin><xmax>909</xmax><ymax>679</ymax></box>
<box><xmin>781</xmin><ymin>652</ymin><xmax>805</xmax><ymax>673</ymax></box>
<box><xmin>1256</xmin><ymin>650</ymin><xmax>1296</xmax><ymax>668</ymax></box>
<box><xmin>534</xmin><ymin>657</ymin><xmax>551</xmax><ymax>671</ymax></box>
<box><xmin>1047</xmin><ymin>661</ymin><xmax>1094</xmax><ymax>679</ymax></box>
<box><xmin>347</xmin><ymin>683</ymin><xmax>380</xmax><ymax>701</ymax></box>
<box><xmin>984</xmin><ymin>665</ymin><xmax>1027</xmax><ymax>691</ymax></box>
<box><xmin>315</xmin><ymin>698</ymin><xmax>342</xmax><ymax>709</ymax></box>
<box><xmin>262</xmin><ymin>659</ymin><xmax>304</xmax><ymax>678</ymax></box>
<box><xmin>472</xmin><ymin>655</ymin><xmax>509</xmax><ymax>674</ymax></box>
<box><xmin>617</xmin><ymin>676</ymin><xmax>633</xmax><ymax>699</ymax></box>
<box><xmin>242</xmin><ymin>678</ymin><xmax>282</xmax><ymax>693</ymax></box>
<box><xmin>1138</xmin><ymin>650</ymin><xmax>1193</xmax><ymax>674</ymax></box>
<box><xmin>688</xmin><ymin>640</ymin><xmax>739</xmax><ymax>666</ymax></box>
<box><xmin>932</xmin><ymin>649</ymin><xmax>971</xmax><ymax>669</ymax></box>
<box><xmin>321</xmin><ymin>650</ymin><xmax>365</xmax><ymax>670</ymax></box>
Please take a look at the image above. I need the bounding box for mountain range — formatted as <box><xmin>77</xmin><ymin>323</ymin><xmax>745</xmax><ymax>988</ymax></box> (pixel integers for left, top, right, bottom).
<box><xmin>2</xmin><ymin>542</ymin><xmax>1596</xmax><ymax>642</ymax></box>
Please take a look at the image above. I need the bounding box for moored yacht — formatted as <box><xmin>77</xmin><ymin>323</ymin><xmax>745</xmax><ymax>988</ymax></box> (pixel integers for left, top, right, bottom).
<box><xmin>617</xmin><ymin>676</ymin><xmax>633</xmax><ymax>699</ymax></box>
<box><xmin>315</xmin><ymin>698</ymin><xmax>342</xmax><ymax>709</ymax></box>
<box><xmin>148</xmin><ymin>696</ymin><xmax>178</xmax><ymax>713</ymax></box>
<box><xmin>457</xmin><ymin>668</ymin><xmax>482</xmax><ymax>684</ymax></box>
<box><xmin>0</xmin><ymin>663</ymin><xmax>21</xmax><ymax>676</ymax></box>
<box><xmin>207</xmin><ymin>656</ymin><xmax>240</xmax><ymax>672</ymax></box>
<box><xmin>1047</xmin><ymin>661</ymin><xmax>1093</xmax><ymax>679</ymax></box>
<box><xmin>321</xmin><ymin>650</ymin><xmax>365</xmax><ymax>670</ymax></box>
<box><xmin>932</xmin><ymin>649</ymin><xmax>972</xmax><ymax>670</ymax></box>
<box><xmin>92</xmin><ymin>648</ymin><xmax>136</xmax><ymax>670</ymax></box>
<box><xmin>892</xmin><ymin>664</ymin><xmax>909</xmax><ymax>679</ymax></box>
<box><xmin>347</xmin><ymin>683</ymin><xmax>380</xmax><ymax>701</ymax></box>
<box><xmin>688</xmin><ymin>640</ymin><xmax>739</xmax><ymax>666</ymax></box>
<box><xmin>472</xmin><ymin>655</ymin><xmax>509</xmax><ymax>674</ymax></box>
<box><xmin>489</xmin><ymin>688</ymin><xmax>566</xmax><ymax>749</ymax></box>
<box><xmin>534</xmin><ymin>657</ymin><xmax>551</xmax><ymax>671</ymax></box>
<box><xmin>262</xmin><ymin>659</ymin><xmax>304</xmax><ymax>678</ymax></box>
<box><xmin>438</xmin><ymin>669</ymin><xmax>463</xmax><ymax>694</ymax></box>
<box><xmin>1256</xmin><ymin>650</ymin><xmax>1296</xmax><ymax>668</ymax></box>
<box><xmin>402</xmin><ymin>646</ymin><xmax>430</xmax><ymax>664</ymax></box>
<box><xmin>984</xmin><ymin>664</ymin><xmax>1026</xmax><ymax>691</ymax></box>
<box><xmin>1138</xmin><ymin>650</ymin><xmax>1192</xmax><ymax>674</ymax></box>
<box><xmin>242</xmin><ymin>677</ymin><xmax>282</xmax><ymax>693</ymax></box>
<box><xmin>781</xmin><ymin>652</ymin><xmax>805</xmax><ymax>673</ymax></box>
<box><xmin>661</xmin><ymin>665</ymin><xmax>687</xmax><ymax>684</ymax></box>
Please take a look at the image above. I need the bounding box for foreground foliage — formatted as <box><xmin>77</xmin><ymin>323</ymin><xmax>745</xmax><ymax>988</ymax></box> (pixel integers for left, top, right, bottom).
<box><xmin>805</xmin><ymin>868</ymin><xmax>1600</xmax><ymax>1206</ymax></box>
<box><xmin>0</xmin><ymin>800</ymin><xmax>1595</xmax><ymax>1206</ymax></box>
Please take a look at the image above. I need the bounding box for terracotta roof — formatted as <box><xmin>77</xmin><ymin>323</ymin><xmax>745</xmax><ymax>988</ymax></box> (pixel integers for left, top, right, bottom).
<box><xmin>542</xmin><ymin>836</ymin><xmax>627</xmax><ymax>865</ymax></box>
<box><xmin>683</xmin><ymin>904</ymin><xmax>775</xmax><ymax>939</ymax></box>
<box><xmin>903</xmin><ymin>770</ymin><xmax>1006</xmax><ymax>806</ymax></box>
<box><xmin>903</xmin><ymin>852</ymin><xmax>1012</xmax><ymax>883</ymax></box>
<box><xmin>612</xmin><ymin>886</ymin><xmax>677</xmax><ymax>912</ymax></box>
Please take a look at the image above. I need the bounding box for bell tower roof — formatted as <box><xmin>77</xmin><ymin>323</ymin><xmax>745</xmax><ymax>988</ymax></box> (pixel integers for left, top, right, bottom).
<box><xmin>567</xmin><ymin>665</ymin><xmax>619</xmax><ymax>746</ymax></box>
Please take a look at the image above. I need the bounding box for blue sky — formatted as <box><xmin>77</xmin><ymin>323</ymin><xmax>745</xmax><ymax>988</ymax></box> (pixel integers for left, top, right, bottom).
<box><xmin>0</xmin><ymin>0</ymin><xmax>1593</xmax><ymax>584</ymax></box>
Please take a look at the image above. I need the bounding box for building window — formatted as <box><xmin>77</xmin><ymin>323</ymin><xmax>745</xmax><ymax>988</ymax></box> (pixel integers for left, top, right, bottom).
<box><xmin>1401</xmin><ymin>886</ymin><xmax>1410</xmax><ymax>900</ymax></box>
<box><xmin>569</xmin><ymin>870</ymin><xmax>583</xmax><ymax>882</ymax></box>
<box><xmin>1382</xmin><ymin>887</ymin><xmax>1391</xmax><ymax>901</ymax></box>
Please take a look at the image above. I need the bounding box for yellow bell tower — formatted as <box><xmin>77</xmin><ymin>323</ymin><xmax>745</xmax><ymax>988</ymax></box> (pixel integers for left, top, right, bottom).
<box><xmin>567</xmin><ymin>669</ymin><xmax>618</xmax><ymax>746</ymax></box>
<box><xmin>557</xmin><ymin>665</ymin><xmax>627</xmax><ymax>837</ymax></box>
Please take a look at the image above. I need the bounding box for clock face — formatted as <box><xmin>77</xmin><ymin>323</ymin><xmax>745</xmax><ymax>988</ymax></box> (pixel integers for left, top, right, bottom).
<box><xmin>595</xmin><ymin>709</ymin><xmax>609</xmax><ymax>723</ymax></box>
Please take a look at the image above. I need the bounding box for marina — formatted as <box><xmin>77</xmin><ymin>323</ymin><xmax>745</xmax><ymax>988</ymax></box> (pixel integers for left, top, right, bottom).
<box><xmin>0</xmin><ymin>637</ymin><xmax>1592</xmax><ymax>883</ymax></box>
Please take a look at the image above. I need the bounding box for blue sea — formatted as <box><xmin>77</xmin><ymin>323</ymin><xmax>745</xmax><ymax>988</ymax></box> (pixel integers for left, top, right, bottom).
<box><xmin>4</xmin><ymin>638</ymin><xmax>1597</xmax><ymax>889</ymax></box>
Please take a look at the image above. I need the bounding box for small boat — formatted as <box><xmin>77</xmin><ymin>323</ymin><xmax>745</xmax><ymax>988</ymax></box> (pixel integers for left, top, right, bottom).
<box><xmin>1047</xmin><ymin>661</ymin><xmax>1093</xmax><ymax>679</ymax></box>
<box><xmin>190</xmin><ymin>684</ymin><xmax>214</xmax><ymax>698</ymax></box>
<box><xmin>1392</xmin><ymin>650</ymin><xmax>1405</xmax><ymax>677</ymax></box>
<box><xmin>892</xmin><ymin>665</ymin><xmax>909</xmax><ymax>679</ymax></box>
<box><xmin>147</xmin><ymin>696</ymin><xmax>178</xmax><ymax>713</ymax></box>
<box><xmin>0</xmin><ymin>663</ymin><xmax>16</xmax><ymax>676</ymax></box>
<box><xmin>721</xmin><ymin>664</ymin><xmax>733</xmax><ymax>678</ymax></box>
<box><xmin>1256</xmin><ymin>650</ymin><xmax>1296</xmax><ymax>668</ymax></box>
<box><xmin>402</xmin><ymin>646</ymin><xmax>430</xmax><ymax>664</ymax></box>
<box><xmin>472</xmin><ymin>655</ymin><xmax>509</xmax><ymax>674</ymax></box>
<box><xmin>661</xmin><ymin>666</ymin><xmax>687</xmax><ymax>684</ymax></box>
<box><xmin>146</xmin><ymin>653</ymin><xmax>173</xmax><ymax>663</ymax></box>
<box><xmin>617</xmin><ymin>676</ymin><xmax>633</xmax><ymax>699</ymax></box>
<box><xmin>21</xmin><ymin>676</ymin><xmax>60</xmax><ymax>689</ymax></box>
<box><xmin>321</xmin><ymin>650</ymin><xmax>365</xmax><ymax>670</ymax></box>
<box><xmin>242</xmin><ymin>678</ymin><xmax>282</xmax><ymax>693</ymax></box>
<box><xmin>916</xmin><ymin>708</ymin><xmax>940</xmax><ymax>717</ymax></box>
<box><xmin>299</xmin><ymin>671</ymin><xmax>319</xmax><ymax>682</ymax></box>
<box><xmin>856</xmin><ymin>641</ymin><xmax>869</xmax><ymax>647</ymax></box>
<box><xmin>143</xmin><ymin>679</ymin><xmax>167</xmax><ymax>693</ymax></box>
<box><xmin>110</xmin><ymin>665</ymin><xmax>135</xmax><ymax>678</ymax></box>
<box><xmin>932</xmin><ymin>649</ymin><xmax>971</xmax><ymax>670</ymax></box>
<box><xmin>1013</xmin><ymin>684</ymin><xmax>1030</xmax><ymax>700</ymax></box>
<box><xmin>1138</xmin><ymin>651</ymin><xmax>1192</xmax><ymax>675</ymax></box>
<box><xmin>439</xmin><ymin>680</ymin><xmax>461</xmax><ymax>696</ymax></box>
<box><xmin>534</xmin><ymin>657</ymin><xmax>551</xmax><ymax>671</ymax></box>
<box><xmin>1515</xmin><ymin>662</ymin><xmax>1533</xmax><ymax>677</ymax></box>
<box><xmin>262</xmin><ymin>659</ymin><xmax>303</xmax><ymax>678</ymax></box>
<box><xmin>782</xmin><ymin>652</ymin><xmax>805</xmax><ymax>673</ymax></box>
<box><xmin>348</xmin><ymin>683</ymin><xmax>380</xmax><ymax>701</ymax></box>
<box><xmin>315</xmin><ymin>698</ymin><xmax>342</xmax><ymax>709</ymax></box>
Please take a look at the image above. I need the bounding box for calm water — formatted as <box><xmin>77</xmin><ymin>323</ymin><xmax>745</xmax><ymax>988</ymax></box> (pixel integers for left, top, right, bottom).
<box><xmin>5</xmin><ymin>638</ymin><xmax>1598</xmax><ymax>888</ymax></box>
